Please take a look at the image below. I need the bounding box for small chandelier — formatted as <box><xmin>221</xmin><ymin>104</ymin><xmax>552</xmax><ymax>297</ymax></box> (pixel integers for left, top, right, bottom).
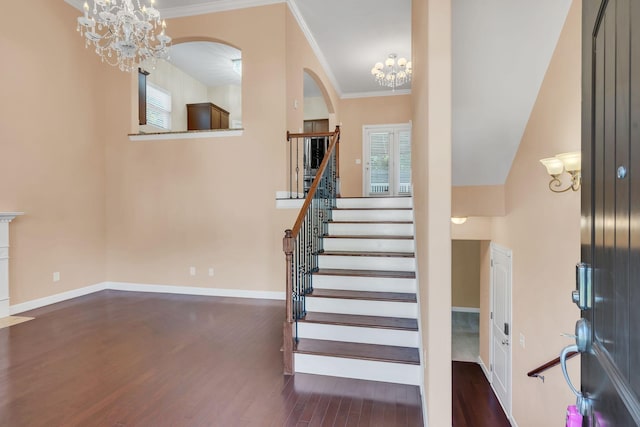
<box><xmin>371</xmin><ymin>54</ymin><xmax>412</xmax><ymax>90</ymax></box>
<box><xmin>76</xmin><ymin>0</ymin><xmax>172</xmax><ymax>72</ymax></box>
<box><xmin>540</xmin><ymin>151</ymin><xmax>581</xmax><ymax>193</ymax></box>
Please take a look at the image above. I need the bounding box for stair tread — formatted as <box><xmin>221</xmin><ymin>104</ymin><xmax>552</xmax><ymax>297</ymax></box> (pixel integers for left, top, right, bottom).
<box><xmin>323</xmin><ymin>235</ymin><xmax>414</xmax><ymax>240</ymax></box>
<box><xmin>309</xmin><ymin>289</ymin><xmax>417</xmax><ymax>302</ymax></box>
<box><xmin>315</xmin><ymin>269</ymin><xmax>416</xmax><ymax>279</ymax></box>
<box><xmin>321</xmin><ymin>251</ymin><xmax>415</xmax><ymax>258</ymax></box>
<box><xmin>301</xmin><ymin>312</ymin><xmax>418</xmax><ymax>331</ymax></box>
<box><xmin>295</xmin><ymin>338</ymin><xmax>420</xmax><ymax>365</ymax></box>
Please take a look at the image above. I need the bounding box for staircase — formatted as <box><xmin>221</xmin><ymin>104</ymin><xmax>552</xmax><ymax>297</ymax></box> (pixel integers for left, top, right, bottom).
<box><xmin>292</xmin><ymin>196</ymin><xmax>421</xmax><ymax>386</ymax></box>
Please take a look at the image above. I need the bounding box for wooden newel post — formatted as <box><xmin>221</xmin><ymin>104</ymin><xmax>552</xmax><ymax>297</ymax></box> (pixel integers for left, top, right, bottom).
<box><xmin>282</xmin><ymin>229</ymin><xmax>295</xmax><ymax>375</ymax></box>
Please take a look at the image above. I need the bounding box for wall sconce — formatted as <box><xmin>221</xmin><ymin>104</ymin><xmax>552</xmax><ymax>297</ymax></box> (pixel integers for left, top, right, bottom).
<box><xmin>451</xmin><ymin>217</ymin><xmax>468</xmax><ymax>225</ymax></box>
<box><xmin>539</xmin><ymin>151</ymin><xmax>581</xmax><ymax>193</ymax></box>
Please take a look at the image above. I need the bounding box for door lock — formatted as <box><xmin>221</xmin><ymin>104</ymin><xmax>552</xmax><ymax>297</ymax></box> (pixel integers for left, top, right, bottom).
<box><xmin>502</xmin><ymin>339</ymin><xmax>509</xmax><ymax>346</ymax></box>
<box><xmin>560</xmin><ymin>319</ymin><xmax>593</xmax><ymax>416</ymax></box>
<box><xmin>572</xmin><ymin>263</ymin><xmax>592</xmax><ymax>310</ymax></box>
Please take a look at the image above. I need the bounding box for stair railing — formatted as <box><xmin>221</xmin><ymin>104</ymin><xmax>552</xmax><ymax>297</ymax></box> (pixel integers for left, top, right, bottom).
<box><xmin>527</xmin><ymin>350</ymin><xmax>578</xmax><ymax>382</ymax></box>
<box><xmin>282</xmin><ymin>126</ymin><xmax>340</xmax><ymax>374</ymax></box>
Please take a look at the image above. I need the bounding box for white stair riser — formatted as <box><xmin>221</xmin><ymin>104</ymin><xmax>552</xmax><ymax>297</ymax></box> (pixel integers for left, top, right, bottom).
<box><xmin>313</xmin><ymin>275</ymin><xmax>416</xmax><ymax>293</ymax></box>
<box><xmin>294</xmin><ymin>354</ymin><xmax>421</xmax><ymax>386</ymax></box>
<box><xmin>297</xmin><ymin>323</ymin><xmax>419</xmax><ymax>347</ymax></box>
<box><xmin>319</xmin><ymin>255</ymin><xmax>415</xmax><ymax>272</ymax></box>
<box><xmin>332</xmin><ymin>210</ymin><xmax>413</xmax><ymax>222</ymax></box>
<box><xmin>323</xmin><ymin>238</ymin><xmax>414</xmax><ymax>253</ymax></box>
<box><xmin>336</xmin><ymin>198</ymin><xmax>412</xmax><ymax>209</ymax></box>
<box><xmin>328</xmin><ymin>222</ymin><xmax>414</xmax><ymax>236</ymax></box>
<box><xmin>306</xmin><ymin>297</ymin><xmax>417</xmax><ymax>318</ymax></box>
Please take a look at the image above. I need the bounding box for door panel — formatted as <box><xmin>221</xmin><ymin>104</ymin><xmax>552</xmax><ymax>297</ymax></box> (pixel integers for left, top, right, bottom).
<box><xmin>363</xmin><ymin>125</ymin><xmax>411</xmax><ymax>196</ymax></box>
<box><xmin>491</xmin><ymin>245</ymin><xmax>511</xmax><ymax>416</ymax></box>
<box><xmin>581</xmin><ymin>0</ymin><xmax>640</xmax><ymax>424</ymax></box>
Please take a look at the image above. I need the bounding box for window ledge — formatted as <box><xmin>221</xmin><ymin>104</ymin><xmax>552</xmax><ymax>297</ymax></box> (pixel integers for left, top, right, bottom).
<box><xmin>129</xmin><ymin>128</ymin><xmax>244</xmax><ymax>141</ymax></box>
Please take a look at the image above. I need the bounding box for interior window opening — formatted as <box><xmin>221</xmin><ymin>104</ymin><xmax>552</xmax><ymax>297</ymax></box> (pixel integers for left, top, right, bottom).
<box><xmin>138</xmin><ymin>41</ymin><xmax>242</xmax><ymax>134</ymax></box>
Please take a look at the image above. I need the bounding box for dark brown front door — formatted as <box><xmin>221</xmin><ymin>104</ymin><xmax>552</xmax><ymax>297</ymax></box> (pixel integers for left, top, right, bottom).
<box><xmin>580</xmin><ymin>0</ymin><xmax>640</xmax><ymax>424</ymax></box>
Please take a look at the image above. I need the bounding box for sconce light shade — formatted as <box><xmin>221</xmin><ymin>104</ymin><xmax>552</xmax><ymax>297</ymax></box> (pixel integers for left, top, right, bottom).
<box><xmin>540</xmin><ymin>151</ymin><xmax>581</xmax><ymax>193</ymax></box>
<box><xmin>451</xmin><ymin>217</ymin><xmax>468</xmax><ymax>225</ymax></box>
<box><xmin>555</xmin><ymin>151</ymin><xmax>581</xmax><ymax>172</ymax></box>
<box><xmin>540</xmin><ymin>157</ymin><xmax>564</xmax><ymax>176</ymax></box>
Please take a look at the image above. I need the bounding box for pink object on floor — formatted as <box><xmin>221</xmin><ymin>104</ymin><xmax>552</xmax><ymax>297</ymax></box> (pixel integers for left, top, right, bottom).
<box><xmin>566</xmin><ymin>405</ymin><xmax>582</xmax><ymax>427</ymax></box>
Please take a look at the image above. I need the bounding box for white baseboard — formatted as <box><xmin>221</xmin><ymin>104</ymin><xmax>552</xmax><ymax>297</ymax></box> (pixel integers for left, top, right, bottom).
<box><xmin>106</xmin><ymin>282</ymin><xmax>285</xmax><ymax>300</ymax></box>
<box><xmin>10</xmin><ymin>282</ymin><xmax>108</xmax><ymax>315</ymax></box>
<box><xmin>9</xmin><ymin>282</ymin><xmax>285</xmax><ymax>315</ymax></box>
<box><xmin>477</xmin><ymin>356</ymin><xmax>491</xmax><ymax>382</ymax></box>
<box><xmin>452</xmin><ymin>306</ymin><xmax>480</xmax><ymax>313</ymax></box>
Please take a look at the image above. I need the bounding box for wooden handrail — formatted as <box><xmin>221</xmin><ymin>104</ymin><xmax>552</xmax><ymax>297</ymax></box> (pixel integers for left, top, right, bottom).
<box><xmin>282</xmin><ymin>125</ymin><xmax>340</xmax><ymax>375</ymax></box>
<box><xmin>289</xmin><ymin>126</ymin><xmax>340</xmax><ymax>238</ymax></box>
<box><xmin>527</xmin><ymin>351</ymin><xmax>578</xmax><ymax>380</ymax></box>
<box><xmin>287</xmin><ymin>130</ymin><xmax>336</xmax><ymax>139</ymax></box>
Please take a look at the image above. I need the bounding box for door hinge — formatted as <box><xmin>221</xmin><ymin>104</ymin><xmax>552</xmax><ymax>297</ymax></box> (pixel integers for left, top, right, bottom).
<box><xmin>490</xmin><ymin>363</ymin><xmax>493</xmax><ymax>371</ymax></box>
<box><xmin>490</xmin><ymin>312</ymin><xmax>493</xmax><ymax>320</ymax></box>
<box><xmin>491</xmin><ymin>259</ymin><xmax>494</xmax><ymax>267</ymax></box>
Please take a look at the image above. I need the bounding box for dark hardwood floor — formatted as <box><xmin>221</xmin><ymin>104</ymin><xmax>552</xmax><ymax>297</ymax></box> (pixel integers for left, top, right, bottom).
<box><xmin>452</xmin><ymin>362</ymin><xmax>510</xmax><ymax>427</ymax></box>
<box><xmin>0</xmin><ymin>290</ymin><xmax>423</xmax><ymax>426</ymax></box>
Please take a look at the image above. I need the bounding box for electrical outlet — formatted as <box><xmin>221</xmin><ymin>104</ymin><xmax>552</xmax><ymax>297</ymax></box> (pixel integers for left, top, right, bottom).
<box><xmin>189</xmin><ymin>267</ymin><xmax>196</xmax><ymax>276</ymax></box>
<box><xmin>53</xmin><ymin>272</ymin><xmax>60</xmax><ymax>282</ymax></box>
<box><xmin>520</xmin><ymin>333</ymin><xmax>525</xmax><ymax>348</ymax></box>
<box><xmin>208</xmin><ymin>268</ymin><xmax>214</xmax><ymax>277</ymax></box>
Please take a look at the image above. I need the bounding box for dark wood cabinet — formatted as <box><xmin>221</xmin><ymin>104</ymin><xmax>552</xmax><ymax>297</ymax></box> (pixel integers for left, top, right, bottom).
<box><xmin>303</xmin><ymin>119</ymin><xmax>329</xmax><ymax>133</ymax></box>
<box><xmin>187</xmin><ymin>102</ymin><xmax>230</xmax><ymax>130</ymax></box>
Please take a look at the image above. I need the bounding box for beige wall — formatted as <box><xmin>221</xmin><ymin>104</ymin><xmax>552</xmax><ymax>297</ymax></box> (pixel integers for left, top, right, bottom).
<box><xmin>303</xmin><ymin>96</ymin><xmax>329</xmax><ymax>121</ymax></box>
<box><xmin>451</xmin><ymin>217</ymin><xmax>493</xmax><ymax>240</ymax></box>
<box><xmin>490</xmin><ymin>1</ymin><xmax>582</xmax><ymax>425</ymax></box>
<box><xmin>338</xmin><ymin>95</ymin><xmax>411</xmax><ymax>197</ymax></box>
<box><xmin>0</xmin><ymin>0</ymin><xmax>107</xmax><ymax>304</ymax></box>
<box><xmin>412</xmin><ymin>0</ymin><xmax>452</xmax><ymax>425</ymax></box>
<box><xmin>452</xmin><ymin>185</ymin><xmax>506</xmax><ymax>217</ymax></box>
<box><xmin>452</xmin><ymin>241</ymin><xmax>480</xmax><ymax>308</ymax></box>
<box><xmin>105</xmin><ymin>4</ymin><xmax>307</xmax><ymax>291</ymax></box>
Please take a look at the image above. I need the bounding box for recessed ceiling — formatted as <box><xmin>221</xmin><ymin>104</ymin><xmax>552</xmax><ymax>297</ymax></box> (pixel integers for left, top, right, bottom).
<box><xmin>167</xmin><ymin>41</ymin><xmax>241</xmax><ymax>87</ymax></box>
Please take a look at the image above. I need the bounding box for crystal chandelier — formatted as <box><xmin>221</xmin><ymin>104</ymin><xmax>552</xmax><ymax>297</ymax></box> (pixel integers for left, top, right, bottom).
<box><xmin>76</xmin><ymin>0</ymin><xmax>172</xmax><ymax>72</ymax></box>
<box><xmin>371</xmin><ymin>54</ymin><xmax>412</xmax><ymax>90</ymax></box>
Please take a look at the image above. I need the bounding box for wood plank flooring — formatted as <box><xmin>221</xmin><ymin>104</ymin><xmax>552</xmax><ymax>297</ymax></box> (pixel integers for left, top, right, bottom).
<box><xmin>0</xmin><ymin>290</ymin><xmax>423</xmax><ymax>426</ymax></box>
<box><xmin>452</xmin><ymin>362</ymin><xmax>510</xmax><ymax>427</ymax></box>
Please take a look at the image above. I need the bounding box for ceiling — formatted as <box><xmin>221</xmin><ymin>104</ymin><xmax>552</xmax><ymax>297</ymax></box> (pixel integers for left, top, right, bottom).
<box><xmin>65</xmin><ymin>0</ymin><xmax>572</xmax><ymax>186</ymax></box>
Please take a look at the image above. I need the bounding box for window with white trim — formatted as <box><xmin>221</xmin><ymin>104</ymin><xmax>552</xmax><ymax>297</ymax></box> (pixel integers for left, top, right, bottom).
<box><xmin>146</xmin><ymin>83</ymin><xmax>172</xmax><ymax>130</ymax></box>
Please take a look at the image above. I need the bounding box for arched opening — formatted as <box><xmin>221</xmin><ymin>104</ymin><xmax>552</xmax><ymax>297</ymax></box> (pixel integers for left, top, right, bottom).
<box><xmin>139</xmin><ymin>40</ymin><xmax>242</xmax><ymax>133</ymax></box>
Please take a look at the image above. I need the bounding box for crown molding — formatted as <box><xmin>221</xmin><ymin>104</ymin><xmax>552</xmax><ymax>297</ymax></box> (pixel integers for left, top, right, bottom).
<box><xmin>285</xmin><ymin>0</ymin><xmax>343</xmax><ymax>98</ymax></box>
<box><xmin>159</xmin><ymin>0</ymin><xmax>284</xmax><ymax>19</ymax></box>
<box><xmin>341</xmin><ymin>89</ymin><xmax>412</xmax><ymax>99</ymax></box>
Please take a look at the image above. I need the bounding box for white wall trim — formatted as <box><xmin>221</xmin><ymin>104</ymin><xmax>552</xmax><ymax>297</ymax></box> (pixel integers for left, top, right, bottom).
<box><xmin>477</xmin><ymin>356</ymin><xmax>491</xmax><ymax>382</ymax></box>
<box><xmin>452</xmin><ymin>306</ymin><xmax>480</xmax><ymax>313</ymax></box>
<box><xmin>10</xmin><ymin>282</ymin><xmax>108</xmax><ymax>315</ymax></box>
<box><xmin>107</xmin><ymin>282</ymin><xmax>285</xmax><ymax>300</ymax></box>
<box><xmin>9</xmin><ymin>282</ymin><xmax>284</xmax><ymax>315</ymax></box>
<box><xmin>129</xmin><ymin>129</ymin><xmax>243</xmax><ymax>141</ymax></box>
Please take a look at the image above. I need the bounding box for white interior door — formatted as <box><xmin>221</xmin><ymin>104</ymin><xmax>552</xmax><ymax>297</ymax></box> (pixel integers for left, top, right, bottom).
<box><xmin>490</xmin><ymin>243</ymin><xmax>512</xmax><ymax>418</ymax></box>
<box><xmin>363</xmin><ymin>124</ymin><xmax>411</xmax><ymax>196</ymax></box>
